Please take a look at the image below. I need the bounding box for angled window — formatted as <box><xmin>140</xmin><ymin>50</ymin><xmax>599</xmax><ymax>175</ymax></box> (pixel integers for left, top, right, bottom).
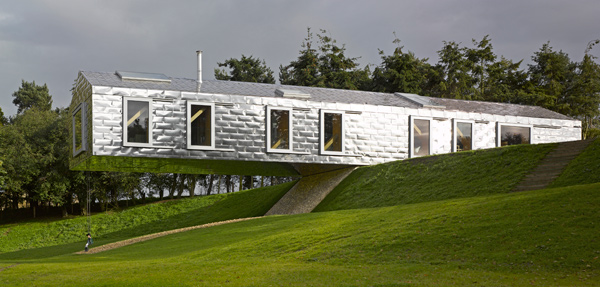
<box><xmin>320</xmin><ymin>110</ymin><xmax>345</xmax><ymax>155</ymax></box>
<box><xmin>266</xmin><ymin>106</ymin><xmax>292</xmax><ymax>153</ymax></box>
<box><xmin>123</xmin><ymin>97</ymin><xmax>153</xmax><ymax>147</ymax></box>
<box><xmin>498</xmin><ymin>123</ymin><xmax>531</xmax><ymax>147</ymax></box>
<box><xmin>72</xmin><ymin>103</ymin><xmax>86</xmax><ymax>156</ymax></box>
<box><xmin>187</xmin><ymin>102</ymin><xmax>215</xmax><ymax>149</ymax></box>
<box><xmin>410</xmin><ymin>116</ymin><xmax>431</xmax><ymax>158</ymax></box>
<box><xmin>453</xmin><ymin>120</ymin><xmax>473</xmax><ymax>152</ymax></box>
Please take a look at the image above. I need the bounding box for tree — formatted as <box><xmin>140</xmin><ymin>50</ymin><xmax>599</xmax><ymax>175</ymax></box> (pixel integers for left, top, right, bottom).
<box><xmin>526</xmin><ymin>42</ymin><xmax>577</xmax><ymax>115</ymax></box>
<box><xmin>371</xmin><ymin>37</ymin><xmax>432</xmax><ymax>94</ymax></box>
<box><xmin>434</xmin><ymin>40</ymin><xmax>477</xmax><ymax>99</ymax></box>
<box><xmin>0</xmin><ymin>107</ymin><xmax>68</xmax><ymax>217</ymax></box>
<box><xmin>571</xmin><ymin>40</ymin><xmax>600</xmax><ymax>139</ymax></box>
<box><xmin>215</xmin><ymin>55</ymin><xmax>275</xmax><ymax>84</ymax></box>
<box><xmin>12</xmin><ymin>80</ymin><xmax>53</xmax><ymax>114</ymax></box>
<box><xmin>0</xmin><ymin>106</ymin><xmax>6</xmax><ymax>126</ymax></box>
<box><xmin>280</xmin><ymin>28</ymin><xmax>370</xmax><ymax>90</ymax></box>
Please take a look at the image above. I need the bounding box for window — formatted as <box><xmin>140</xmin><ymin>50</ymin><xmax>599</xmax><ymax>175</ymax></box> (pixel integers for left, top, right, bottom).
<box><xmin>410</xmin><ymin>116</ymin><xmax>431</xmax><ymax>158</ymax></box>
<box><xmin>453</xmin><ymin>120</ymin><xmax>473</xmax><ymax>152</ymax></box>
<box><xmin>266</xmin><ymin>106</ymin><xmax>292</xmax><ymax>153</ymax></box>
<box><xmin>72</xmin><ymin>103</ymin><xmax>86</xmax><ymax>156</ymax></box>
<box><xmin>320</xmin><ymin>110</ymin><xmax>344</xmax><ymax>155</ymax></box>
<box><xmin>498</xmin><ymin>124</ymin><xmax>531</xmax><ymax>147</ymax></box>
<box><xmin>187</xmin><ymin>102</ymin><xmax>215</xmax><ymax>149</ymax></box>
<box><xmin>123</xmin><ymin>97</ymin><xmax>153</xmax><ymax>147</ymax></box>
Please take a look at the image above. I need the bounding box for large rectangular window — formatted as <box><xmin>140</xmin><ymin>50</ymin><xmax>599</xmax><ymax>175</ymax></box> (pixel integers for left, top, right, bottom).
<box><xmin>320</xmin><ymin>110</ymin><xmax>344</xmax><ymax>155</ymax></box>
<box><xmin>498</xmin><ymin>124</ymin><xmax>531</xmax><ymax>146</ymax></box>
<box><xmin>123</xmin><ymin>98</ymin><xmax>153</xmax><ymax>147</ymax></box>
<box><xmin>187</xmin><ymin>102</ymin><xmax>215</xmax><ymax>149</ymax></box>
<box><xmin>266</xmin><ymin>106</ymin><xmax>292</xmax><ymax>153</ymax></box>
<box><xmin>410</xmin><ymin>117</ymin><xmax>431</xmax><ymax>158</ymax></box>
<box><xmin>453</xmin><ymin>120</ymin><xmax>473</xmax><ymax>152</ymax></box>
<box><xmin>72</xmin><ymin>103</ymin><xmax>86</xmax><ymax>156</ymax></box>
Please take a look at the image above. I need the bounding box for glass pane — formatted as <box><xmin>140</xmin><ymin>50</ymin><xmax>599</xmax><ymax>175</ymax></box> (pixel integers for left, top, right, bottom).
<box><xmin>501</xmin><ymin>126</ymin><xmax>530</xmax><ymax>146</ymax></box>
<box><xmin>190</xmin><ymin>105</ymin><xmax>211</xmax><ymax>146</ymax></box>
<box><xmin>456</xmin><ymin>122</ymin><xmax>472</xmax><ymax>151</ymax></box>
<box><xmin>270</xmin><ymin>110</ymin><xmax>289</xmax><ymax>149</ymax></box>
<box><xmin>324</xmin><ymin>113</ymin><xmax>342</xmax><ymax>152</ymax></box>
<box><xmin>73</xmin><ymin>109</ymin><xmax>83</xmax><ymax>151</ymax></box>
<box><xmin>413</xmin><ymin>119</ymin><xmax>430</xmax><ymax>157</ymax></box>
<box><xmin>127</xmin><ymin>100</ymin><xmax>150</xmax><ymax>143</ymax></box>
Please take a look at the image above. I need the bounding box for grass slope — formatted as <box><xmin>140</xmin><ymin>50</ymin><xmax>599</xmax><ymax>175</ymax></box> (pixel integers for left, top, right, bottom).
<box><xmin>0</xmin><ymin>183</ymin><xmax>598</xmax><ymax>286</ymax></box>
<box><xmin>0</xmin><ymin>181</ymin><xmax>295</xmax><ymax>255</ymax></box>
<box><xmin>550</xmin><ymin>138</ymin><xmax>600</xmax><ymax>188</ymax></box>
<box><xmin>314</xmin><ymin>144</ymin><xmax>555</xmax><ymax>212</ymax></box>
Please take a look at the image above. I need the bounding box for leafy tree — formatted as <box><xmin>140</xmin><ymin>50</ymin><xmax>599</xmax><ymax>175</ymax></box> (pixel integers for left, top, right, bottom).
<box><xmin>526</xmin><ymin>42</ymin><xmax>577</xmax><ymax>115</ymax></box>
<box><xmin>0</xmin><ymin>106</ymin><xmax>6</xmax><ymax>126</ymax></box>
<box><xmin>280</xmin><ymin>28</ymin><xmax>370</xmax><ymax>90</ymax></box>
<box><xmin>466</xmin><ymin>35</ymin><xmax>496</xmax><ymax>99</ymax></box>
<box><xmin>434</xmin><ymin>40</ymin><xmax>477</xmax><ymax>99</ymax></box>
<box><xmin>12</xmin><ymin>80</ymin><xmax>53</xmax><ymax>114</ymax></box>
<box><xmin>481</xmin><ymin>57</ymin><xmax>528</xmax><ymax>103</ymax></box>
<box><xmin>371</xmin><ymin>37</ymin><xmax>432</xmax><ymax>94</ymax></box>
<box><xmin>571</xmin><ymin>40</ymin><xmax>600</xmax><ymax>139</ymax></box>
<box><xmin>215</xmin><ymin>55</ymin><xmax>275</xmax><ymax>84</ymax></box>
<box><xmin>0</xmin><ymin>108</ymin><xmax>68</xmax><ymax>217</ymax></box>
<box><xmin>279</xmin><ymin>28</ymin><xmax>321</xmax><ymax>87</ymax></box>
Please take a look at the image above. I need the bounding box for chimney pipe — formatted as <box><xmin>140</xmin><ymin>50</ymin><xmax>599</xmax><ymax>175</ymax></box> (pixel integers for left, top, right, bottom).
<box><xmin>196</xmin><ymin>50</ymin><xmax>202</xmax><ymax>84</ymax></box>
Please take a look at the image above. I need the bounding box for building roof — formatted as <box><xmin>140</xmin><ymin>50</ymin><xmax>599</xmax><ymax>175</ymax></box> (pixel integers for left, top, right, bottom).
<box><xmin>80</xmin><ymin>71</ymin><xmax>574</xmax><ymax>120</ymax></box>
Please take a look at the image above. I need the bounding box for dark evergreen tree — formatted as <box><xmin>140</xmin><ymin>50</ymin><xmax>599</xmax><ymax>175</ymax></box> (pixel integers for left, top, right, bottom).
<box><xmin>12</xmin><ymin>80</ymin><xmax>53</xmax><ymax>114</ymax></box>
<box><xmin>215</xmin><ymin>55</ymin><xmax>275</xmax><ymax>84</ymax></box>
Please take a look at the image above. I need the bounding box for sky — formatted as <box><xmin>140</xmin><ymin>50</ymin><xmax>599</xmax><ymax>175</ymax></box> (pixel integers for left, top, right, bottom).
<box><xmin>1</xmin><ymin>0</ymin><xmax>599</xmax><ymax>117</ymax></box>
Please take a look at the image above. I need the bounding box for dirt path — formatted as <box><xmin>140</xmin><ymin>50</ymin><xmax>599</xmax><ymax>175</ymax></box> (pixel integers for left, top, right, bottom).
<box><xmin>75</xmin><ymin>216</ymin><xmax>263</xmax><ymax>255</ymax></box>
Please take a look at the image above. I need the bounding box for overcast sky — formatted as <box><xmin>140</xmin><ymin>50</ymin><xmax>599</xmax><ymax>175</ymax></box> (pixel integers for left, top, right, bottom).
<box><xmin>1</xmin><ymin>0</ymin><xmax>599</xmax><ymax>116</ymax></box>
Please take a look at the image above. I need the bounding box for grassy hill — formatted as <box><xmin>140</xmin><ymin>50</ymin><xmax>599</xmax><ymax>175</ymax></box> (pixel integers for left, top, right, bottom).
<box><xmin>1</xmin><ymin>140</ymin><xmax>599</xmax><ymax>286</ymax></box>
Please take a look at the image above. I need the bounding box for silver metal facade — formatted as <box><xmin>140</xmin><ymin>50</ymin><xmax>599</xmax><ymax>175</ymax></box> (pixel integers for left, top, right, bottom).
<box><xmin>77</xmin><ymin>79</ymin><xmax>581</xmax><ymax>170</ymax></box>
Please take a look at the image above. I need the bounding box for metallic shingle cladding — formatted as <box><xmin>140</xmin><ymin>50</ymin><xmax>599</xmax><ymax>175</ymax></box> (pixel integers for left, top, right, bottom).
<box><xmin>70</xmin><ymin>71</ymin><xmax>582</xmax><ymax>173</ymax></box>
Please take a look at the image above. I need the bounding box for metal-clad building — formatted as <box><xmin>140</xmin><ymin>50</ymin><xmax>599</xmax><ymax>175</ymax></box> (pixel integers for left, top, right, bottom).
<box><xmin>69</xmin><ymin>61</ymin><xmax>581</xmax><ymax>177</ymax></box>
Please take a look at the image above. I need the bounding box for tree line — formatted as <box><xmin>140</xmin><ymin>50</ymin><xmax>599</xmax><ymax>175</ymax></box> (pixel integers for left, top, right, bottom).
<box><xmin>1</xmin><ymin>28</ymin><xmax>599</xmax><ymax>219</ymax></box>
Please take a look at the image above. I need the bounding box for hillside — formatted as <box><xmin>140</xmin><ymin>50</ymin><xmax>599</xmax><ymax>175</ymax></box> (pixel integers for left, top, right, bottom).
<box><xmin>1</xmin><ymin>140</ymin><xmax>599</xmax><ymax>286</ymax></box>
<box><xmin>314</xmin><ymin>142</ymin><xmax>556</xmax><ymax>212</ymax></box>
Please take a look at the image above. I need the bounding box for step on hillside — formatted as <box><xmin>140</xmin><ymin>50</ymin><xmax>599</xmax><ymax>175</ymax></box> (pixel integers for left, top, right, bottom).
<box><xmin>513</xmin><ymin>139</ymin><xmax>592</xmax><ymax>192</ymax></box>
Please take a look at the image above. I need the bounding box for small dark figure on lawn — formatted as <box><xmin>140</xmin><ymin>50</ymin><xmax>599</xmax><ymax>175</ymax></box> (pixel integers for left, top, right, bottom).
<box><xmin>85</xmin><ymin>233</ymin><xmax>93</xmax><ymax>252</ymax></box>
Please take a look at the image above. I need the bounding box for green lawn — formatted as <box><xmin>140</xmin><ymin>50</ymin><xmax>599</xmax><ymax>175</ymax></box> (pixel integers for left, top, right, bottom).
<box><xmin>0</xmin><ymin>181</ymin><xmax>295</xmax><ymax>255</ymax></box>
<box><xmin>315</xmin><ymin>143</ymin><xmax>555</xmax><ymax>212</ymax></box>
<box><xmin>550</xmin><ymin>138</ymin><xmax>600</xmax><ymax>188</ymax></box>
<box><xmin>0</xmin><ymin>183</ymin><xmax>598</xmax><ymax>286</ymax></box>
<box><xmin>1</xmin><ymin>142</ymin><xmax>599</xmax><ymax>286</ymax></box>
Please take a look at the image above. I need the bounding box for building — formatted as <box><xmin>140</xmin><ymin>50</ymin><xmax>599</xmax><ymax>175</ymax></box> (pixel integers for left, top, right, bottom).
<box><xmin>69</xmin><ymin>53</ymin><xmax>581</xmax><ymax>177</ymax></box>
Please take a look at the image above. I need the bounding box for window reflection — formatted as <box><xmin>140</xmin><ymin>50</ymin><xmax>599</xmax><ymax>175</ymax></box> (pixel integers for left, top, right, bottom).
<box><xmin>73</xmin><ymin>108</ymin><xmax>83</xmax><ymax>151</ymax></box>
<box><xmin>190</xmin><ymin>105</ymin><xmax>211</xmax><ymax>146</ymax></box>
<box><xmin>413</xmin><ymin>119</ymin><xmax>430</xmax><ymax>157</ymax></box>
<box><xmin>501</xmin><ymin>125</ymin><xmax>530</xmax><ymax>146</ymax></box>
<box><xmin>455</xmin><ymin>122</ymin><xmax>472</xmax><ymax>151</ymax></box>
<box><xmin>270</xmin><ymin>109</ymin><xmax>289</xmax><ymax>149</ymax></box>
<box><xmin>127</xmin><ymin>100</ymin><xmax>150</xmax><ymax>144</ymax></box>
<box><xmin>324</xmin><ymin>113</ymin><xmax>343</xmax><ymax>152</ymax></box>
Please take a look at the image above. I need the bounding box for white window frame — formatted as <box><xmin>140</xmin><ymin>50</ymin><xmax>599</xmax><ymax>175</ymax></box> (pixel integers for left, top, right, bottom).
<box><xmin>409</xmin><ymin>116</ymin><xmax>432</xmax><ymax>158</ymax></box>
<box><xmin>320</xmin><ymin>109</ymin><xmax>345</xmax><ymax>155</ymax></box>
<box><xmin>123</xmin><ymin>97</ymin><xmax>154</xmax><ymax>148</ymax></box>
<box><xmin>72</xmin><ymin>102</ymin><xmax>86</xmax><ymax>156</ymax></box>
<box><xmin>187</xmin><ymin>101</ymin><xmax>215</xmax><ymax>150</ymax></box>
<box><xmin>452</xmin><ymin>119</ymin><xmax>474</xmax><ymax>152</ymax></box>
<box><xmin>497</xmin><ymin>123</ymin><xmax>533</xmax><ymax>147</ymax></box>
<box><xmin>266</xmin><ymin>106</ymin><xmax>293</xmax><ymax>153</ymax></box>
